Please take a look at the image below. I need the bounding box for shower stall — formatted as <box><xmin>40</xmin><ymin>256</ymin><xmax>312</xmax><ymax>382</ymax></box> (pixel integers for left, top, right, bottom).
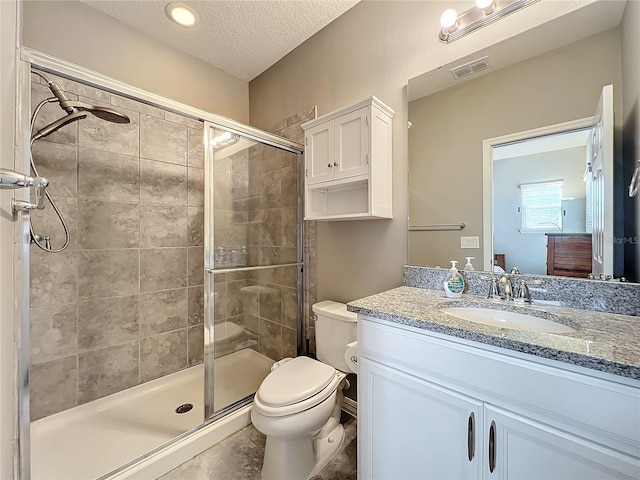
<box><xmin>12</xmin><ymin>50</ymin><xmax>305</xmax><ymax>479</ymax></box>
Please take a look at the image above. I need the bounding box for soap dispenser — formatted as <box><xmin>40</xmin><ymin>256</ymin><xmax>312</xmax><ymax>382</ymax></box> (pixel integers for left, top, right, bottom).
<box><xmin>443</xmin><ymin>260</ymin><xmax>465</xmax><ymax>298</ymax></box>
<box><xmin>464</xmin><ymin>257</ymin><xmax>475</xmax><ymax>271</ymax></box>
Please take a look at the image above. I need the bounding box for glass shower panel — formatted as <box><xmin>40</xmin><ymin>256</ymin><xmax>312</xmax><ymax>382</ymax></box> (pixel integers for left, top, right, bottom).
<box><xmin>206</xmin><ymin>125</ymin><xmax>302</xmax><ymax>415</ymax></box>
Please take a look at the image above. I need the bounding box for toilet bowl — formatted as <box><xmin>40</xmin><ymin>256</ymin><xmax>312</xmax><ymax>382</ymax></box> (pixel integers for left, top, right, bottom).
<box><xmin>251</xmin><ymin>301</ymin><xmax>357</xmax><ymax>480</ymax></box>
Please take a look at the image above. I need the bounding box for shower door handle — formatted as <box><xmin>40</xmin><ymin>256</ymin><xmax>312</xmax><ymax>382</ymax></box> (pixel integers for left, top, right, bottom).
<box><xmin>0</xmin><ymin>168</ymin><xmax>49</xmax><ymax>213</ymax></box>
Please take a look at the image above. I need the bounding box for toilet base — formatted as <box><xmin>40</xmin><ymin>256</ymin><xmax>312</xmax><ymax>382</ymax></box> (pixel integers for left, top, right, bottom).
<box><xmin>309</xmin><ymin>422</ymin><xmax>345</xmax><ymax>478</ymax></box>
<box><xmin>260</xmin><ymin>421</ymin><xmax>345</xmax><ymax>480</ymax></box>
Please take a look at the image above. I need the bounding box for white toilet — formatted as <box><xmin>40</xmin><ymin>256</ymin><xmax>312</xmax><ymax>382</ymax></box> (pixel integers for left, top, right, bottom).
<box><xmin>251</xmin><ymin>300</ymin><xmax>357</xmax><ymax>480</ymax></box>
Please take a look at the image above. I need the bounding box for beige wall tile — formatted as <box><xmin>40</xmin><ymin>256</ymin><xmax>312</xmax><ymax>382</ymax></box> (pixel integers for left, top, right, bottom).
<box><xmin>140</xmin><ymin>330</ymin><xmax>187</xmax><ymax>382</ymax></box>
<box><xmin>30</xmin><ymin>356</ymin><xmax>78</xmax><ymax>420</ymax></box>
<box><xmin>78</xmin><ymin>342</ymin><xmax>138</xmax><ymax>403</ymax></box>
<box><xmin>31</xmin><ymin>141</ymin><xmax>77</xmax><ymax>198</ymax></box>
<box><xmin>78</xmin><ymin>200</ymin><xmax>139</xmax><ymax>249</ymax></box>
<box><xmin>78</xmin><ymin>147</ymin><xmax>139</xmax><ymax>202</ymax></box>
<box><xmin>78</xmin><ymin>104</ymin><xmax>139</xmax><ymax>157</ymax></box>
<box><xmin>78</xmin><ymin>249</ymin><xmax>139</xmax><ymax>299</ymax></box>
<box><xmin>30</xmin><ymin>248</ymin><xmax>77</xmax><ymax>308</ymax></box>
<box><xmin>139</xmin><ymin>289</ymin><xmax>188</xmax><ymax>336</ymax></box>
<box><xmin>30</xmin><ymin>303</ymin><xmax>78</xmax><ymax>365</ymax></box>
<box><xmin>140</xmin><ymin>114</ymin><xmax>187</xmax><ymax>165</ymax></box>
<box><xmin>140</xmin><ymin>159</ymin><xmax>187</xmax><ymax>206</ymax></box>
<box><xmin>78</xmin><ymin>296</ymin><xmax>139</xmax><ymax>350</ymax></box>
<box><xmin>140</xmin><ymin>247</ymin><xmax>187</xmax><ymax>292</ymax></box>
<box><xmin>140</xmin><ymin>205</ymin><xmax>187</xmax><ymax>247</ymax></box>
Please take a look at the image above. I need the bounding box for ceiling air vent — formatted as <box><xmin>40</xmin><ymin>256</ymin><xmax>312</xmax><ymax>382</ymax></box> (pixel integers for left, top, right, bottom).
<box><xmin>450</xmin><ymin>56</ymin><xmax>491</xmax><ymax>80</ymax></box>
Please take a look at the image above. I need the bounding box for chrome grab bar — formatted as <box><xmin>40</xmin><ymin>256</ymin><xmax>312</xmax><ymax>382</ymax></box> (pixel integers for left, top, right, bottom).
<box><xmin>409</xmin><ymin>222</ymin><xmax>466</xmax><ymax>231</ymax></box>
<box><xmin>0</xmin><ymin>168</ymin><xmax>49</xmax><ymax>213</ymax></box>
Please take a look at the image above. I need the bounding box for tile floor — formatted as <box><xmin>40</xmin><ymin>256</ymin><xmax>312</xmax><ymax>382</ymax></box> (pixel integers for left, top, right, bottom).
<box><xmin>159</xmin><ymin>416</ymin><xmax>357</xmax><ymax>480</ymax></box>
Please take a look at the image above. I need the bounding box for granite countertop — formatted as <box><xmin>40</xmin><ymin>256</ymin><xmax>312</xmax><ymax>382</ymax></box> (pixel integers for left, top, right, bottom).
<box><xmin>347</xmin><ymin>286</ymin><xmax>640</xmax><ymax>381</ymax></box>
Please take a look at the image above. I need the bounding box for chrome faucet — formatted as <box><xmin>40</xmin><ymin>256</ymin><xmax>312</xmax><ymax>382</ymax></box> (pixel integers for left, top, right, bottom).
<box><xmin>514</xmin><ymin>279</ymin><xmax>545</xmax><ymax>303</ymax></box>
<box><xmin>499</xmin><ymin>275</ymin><xmax>515</xmax><ymax>301</ymax></box>
<box><xmin>486</xmin><ymin>276</ymin><xmax>500</xmax><ymax>300</ymax></box>
<box><xmin>0</xmin><ymin>168</ymin><xmax>49</xmax><ymax>213</ymax></box>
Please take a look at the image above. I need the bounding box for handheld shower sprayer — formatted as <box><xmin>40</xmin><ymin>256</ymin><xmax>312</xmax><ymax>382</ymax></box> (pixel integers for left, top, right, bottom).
<box><xmin>31</xmin><ymin>72</ymin><xmax>131</xmax><ymax>142</ymax></box>
<box><xmin>28</xmin><ymin>70</ymin><xmax>131</xmax><ymax>252</ymax></box>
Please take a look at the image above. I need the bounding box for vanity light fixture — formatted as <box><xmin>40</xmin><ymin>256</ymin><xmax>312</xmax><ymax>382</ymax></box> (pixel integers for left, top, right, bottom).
<box><xmin>165</xmin><ymin>2</ymin><xmax>197</xmax><ymax>27</ymax></box>
<box><xmin>211</xmin><ymin>131</ymin><xmax>240</xmax><ymax>150</ymax></box>
<box><xmin>439</xmin><ymin>0</ymin><xmax>540</xmax><ymax>44</ymax></box>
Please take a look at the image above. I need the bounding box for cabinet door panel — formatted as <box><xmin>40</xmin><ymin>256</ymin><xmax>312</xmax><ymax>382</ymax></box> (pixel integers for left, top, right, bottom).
<box><xmin>486</xmin><ymin>405</ymin><xmax>640</xmax><ymax>480</ymax></box>
<box><xmin>359</xmin><ymin>358</ymin><xmax>482</xmax><ymax>480</ymax></box>
<box><xmin>306</xmin><ymin>122</ymin><xmax>334</xmax><ymax>185</ymax></box>
<box><xmin>335</xmin><ymin>107</ymin><xmax>369</xmax><ymax>180</ymax></box>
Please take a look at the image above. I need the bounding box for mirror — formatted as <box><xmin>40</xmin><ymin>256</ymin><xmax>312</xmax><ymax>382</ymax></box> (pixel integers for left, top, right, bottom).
<box><xmin>407</xmin><ymin>0</ymin><xmax>639</xmax><ymax>283</ymax></box>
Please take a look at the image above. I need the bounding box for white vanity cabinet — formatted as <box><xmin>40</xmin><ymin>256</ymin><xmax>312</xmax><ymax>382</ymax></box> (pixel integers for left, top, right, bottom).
<box><xmin>302</xmin><ymin>96</ymin><xmax>393</xmax><ymax>220</ymax></box>
<box><xmin>358</xmin><ymin>317</ymin><xmax>640</xmax><ymax>480</ymax></box>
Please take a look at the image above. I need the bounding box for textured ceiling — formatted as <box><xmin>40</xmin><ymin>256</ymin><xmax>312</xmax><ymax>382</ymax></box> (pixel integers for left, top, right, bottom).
<box><xmin>80</xmin><ymin>0</ymin><xmax>360</xmax><ymax>81</ymax></box>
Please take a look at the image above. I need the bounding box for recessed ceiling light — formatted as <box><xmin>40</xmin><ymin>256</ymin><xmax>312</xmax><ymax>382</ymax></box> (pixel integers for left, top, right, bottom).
<box><xmin>165</xmin><ymin>2</ymin><xmax>197</xmax><ymax>27</ymax></box>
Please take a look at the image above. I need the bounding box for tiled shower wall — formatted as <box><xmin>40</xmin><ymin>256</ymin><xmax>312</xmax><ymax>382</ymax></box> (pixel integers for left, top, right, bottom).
<box><xmin>268</xmin><ymin>107</ymin><xmax>318</xmax><ymax>355</ymax></box>
<box><xmin>28</xmin><ymin>72</ymin><xmax>205</xmax><ymax>420</ymax></box>
<box><xmin>213</xmin><ymin>134</ymin><xmax>301</xmax><ymax>360</ymax></box>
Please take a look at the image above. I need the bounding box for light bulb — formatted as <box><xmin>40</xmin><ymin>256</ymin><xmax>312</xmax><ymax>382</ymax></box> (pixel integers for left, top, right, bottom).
<box><xmin>166</xmin><ymin>3</ymin><xmax>197</xmax><ymax>27</ymax></box>
<box><xmin>476</xmin><ymin>0</ymin><xmax>495</xmax><ymax>12</ymax></box>
<box><xmin>440</xmin><ymin>9</ymin><xmax>459</xmax><ymax>29</ymax></box>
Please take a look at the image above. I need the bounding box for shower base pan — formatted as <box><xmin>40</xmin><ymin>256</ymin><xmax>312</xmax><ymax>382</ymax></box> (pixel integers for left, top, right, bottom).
<box><xmin>30</xmin><ymin>348</ymin><xmax>274</xmax><ymax>480</ymax></box>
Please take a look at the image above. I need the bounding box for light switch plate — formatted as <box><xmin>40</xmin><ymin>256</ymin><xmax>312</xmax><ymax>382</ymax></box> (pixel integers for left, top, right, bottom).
<box><xmin>461</xmin><ymin>236</ymin><xmax>480</xmax><ymax>248</ymax></box>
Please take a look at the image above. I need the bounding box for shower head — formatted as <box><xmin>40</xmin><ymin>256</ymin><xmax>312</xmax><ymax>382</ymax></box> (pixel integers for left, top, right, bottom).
<box><xmin>67</xmin><ymin>101</ymin><xmax>130</xmax><ymax>124</ymax></box>
<box><xmin>46</xmin><ymin>80</ymin><xmax>131</xmax><ymax>124</ymax></box>
<box><xmin>31</xmin><ymin>110</ymin><xmax>88</xmax><ymax>142</ymax></box>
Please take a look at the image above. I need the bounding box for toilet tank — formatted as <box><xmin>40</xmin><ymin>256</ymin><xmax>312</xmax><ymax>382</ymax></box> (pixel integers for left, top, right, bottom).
<box><xmin>313</xmin><ymin>301</ymin><xmax>357</xmax><ymax>372</ymax></box>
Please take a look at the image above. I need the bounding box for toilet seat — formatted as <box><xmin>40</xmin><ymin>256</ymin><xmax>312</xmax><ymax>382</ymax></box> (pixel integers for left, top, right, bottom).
<box><xmin>254</xmin><ymin>356</ymin><xmax>343</xmax><ymax>417</ymax></box>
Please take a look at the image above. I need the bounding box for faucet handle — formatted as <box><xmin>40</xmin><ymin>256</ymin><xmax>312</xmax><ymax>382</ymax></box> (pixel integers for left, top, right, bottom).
<box><xmin>515</xmin><ymin>279</ymin><xmax>544</xmax><ymax>303</ymax></box>
<box><xmin>486</xmin><ymin>276</ymin><xmax>500</xmax><ymax>299</ymax></box>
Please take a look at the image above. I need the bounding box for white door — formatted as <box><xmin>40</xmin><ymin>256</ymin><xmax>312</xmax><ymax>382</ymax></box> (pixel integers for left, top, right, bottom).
<box><xmin>486</xmin><ymin>405</ymin><xmax>640</xmax><ymax>480</ymax></box>
<box><xmin>591</xmin><ymin>84</ymin><xmax>614</xmax><ymax>277</ymax></box>
<box><xmin>359</xmin><ymin>358</ymin><xmax>483</xmax><ymax>480</ymax></box>
<box><xmin>334</xmin><ymin>107</ymin><xmax>369</xmax><ymax>180</ymax></box>
<box><xmin>305</xmin><ymin>121</ymin><xmax>334</xmax><ymax>185</ymax></box>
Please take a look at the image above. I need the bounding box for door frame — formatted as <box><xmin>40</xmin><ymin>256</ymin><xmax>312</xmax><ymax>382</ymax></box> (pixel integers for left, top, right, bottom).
<box><xmin>482</xmin><ymin>116</ymin><xmax>594</xmax><ymax>273</ymax></box>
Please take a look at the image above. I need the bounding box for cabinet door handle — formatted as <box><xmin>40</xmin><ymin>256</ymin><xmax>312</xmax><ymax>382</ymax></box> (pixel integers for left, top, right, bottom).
<box><xmin>467</xmin><ymin>412</ymin><xmax>475</xmax><ymax>461</ymax></box>
<box><xmin>328</xmin><ymin>163</ymin><xmax>332</xmax><ymax>168</ymax></box>
<box><xmin>488</xmin><ymin>420</ymin><xmax>496</xmax><ymax>473</ymax></box>
<box><xmin>333</xmin><ymin>162</ymin><xmax>339</xmax><ymax>167</ymax></box>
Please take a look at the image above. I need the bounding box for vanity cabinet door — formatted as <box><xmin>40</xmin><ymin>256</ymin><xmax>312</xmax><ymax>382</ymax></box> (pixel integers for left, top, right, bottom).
<box><xmin>485</xmin><ymin>405</ymin><xmax>640</xmax><ymax>480</ymax></box>
<box><xmin>305</xmin><ymin>121</ymin><xmax>335</xmax><ymax>185</ymax></box>
<box><xmin>359</xmin><ymin>358</ymin><xmax>483</xmax><ymax>480</ymax></box>
<box><xmin>334</xmin><ymin>107</ymin><xmax>369</xmax><ymax>180</ymax></box>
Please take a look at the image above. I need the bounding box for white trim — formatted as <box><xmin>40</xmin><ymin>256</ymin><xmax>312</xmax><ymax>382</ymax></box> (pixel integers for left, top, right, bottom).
<box><xmin>20</xmin><ymin>47</ymin><xmax>303</xmax><ymax>155</ymax></box>
<box><xmin>482</xmin><ymin>117</ymin><xmax>594</xmax><ymax>272</ymax></box>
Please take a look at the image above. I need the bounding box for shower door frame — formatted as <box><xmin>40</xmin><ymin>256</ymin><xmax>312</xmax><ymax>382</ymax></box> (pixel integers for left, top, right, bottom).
<box><xmin>16</xmin><ymin>47</ymin><xmax>305</xmax><ymax>479</ymax></box>
<box><xmin>203</xmin><ymin>121</ymin><xmax>305</xmax><ymax>420</ymax></box>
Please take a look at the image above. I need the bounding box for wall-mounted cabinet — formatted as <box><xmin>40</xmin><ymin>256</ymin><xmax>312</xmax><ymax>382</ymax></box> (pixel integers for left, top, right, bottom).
<box><xmin>302</xmin><ymin>96</ymin><xmax>394</xmax><ymax>221</ymax></box>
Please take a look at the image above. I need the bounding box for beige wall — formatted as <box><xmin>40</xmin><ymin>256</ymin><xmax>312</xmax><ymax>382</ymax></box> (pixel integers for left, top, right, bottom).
<box><xmin>248</xmin><ymin>0</ymin><xmax>589</xmax><ymax>304</ymax></box>
<box><xmin>622</xmin><ymin>0</ymin><xmax>640</xmax><ymax>281</ymax></box>
<box><xmin>0</xmin><ymin>1</ymin><xmax>18</xmax><ymax>477</ymax></box>
<box><xmin>22</xmin><ymin>1</ymin><xmax>249</xmax><ymax>123</ymax></box>
<box><xmin>408</xmin><ymin>29</ymin><xmax>622</xmax><ymax>271</ymax></box>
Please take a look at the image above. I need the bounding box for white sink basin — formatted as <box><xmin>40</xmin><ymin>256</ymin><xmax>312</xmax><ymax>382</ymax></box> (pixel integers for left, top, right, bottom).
<box><xmin>440</xmin><ymin>307</ymin><xmax>576</xmax><ymax>334</ymax></box>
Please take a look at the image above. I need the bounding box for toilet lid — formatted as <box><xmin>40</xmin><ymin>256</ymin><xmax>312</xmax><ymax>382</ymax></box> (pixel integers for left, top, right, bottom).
<box><xmin>257</xmin><ymin>356</ymin><xmax>337</xmax><ymax>407</ymax></box>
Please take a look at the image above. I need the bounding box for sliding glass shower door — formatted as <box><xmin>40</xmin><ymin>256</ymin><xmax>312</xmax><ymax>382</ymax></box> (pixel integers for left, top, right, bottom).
<box><xmin>203</xmin><ymin>122</ymin><xmax>303</xmax><ymax>418</ymax></box>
